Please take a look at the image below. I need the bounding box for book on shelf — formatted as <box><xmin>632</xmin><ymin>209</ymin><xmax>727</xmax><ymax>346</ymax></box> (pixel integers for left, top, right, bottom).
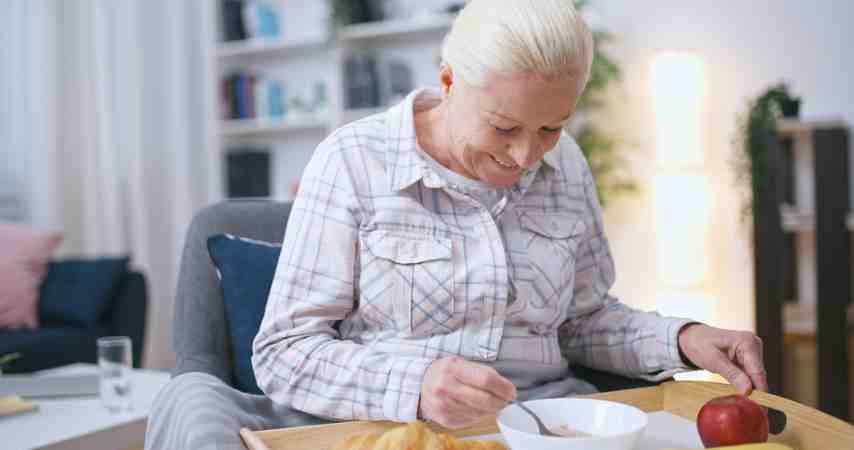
<box><xmin>227</xmin><ymin>149</ymin><xmax>271</xmax><ymax>198</ymax></box>
<box><xmin>221</xmin><ymin>0</ymin><xmax>247</xmax><ymax>41</ymax></box>
<box><xmin>243</xmin><ymin>1</ymin><xmax>280</xmax><ymax>39</ymax></box>
<box><xmin>221</xmin><ymin>70</ymin><xmax>332</xmax><ymax>123</ymax></box>
<box><xmin>220</xmin><ymin>0</ymin><xmax>281</xmax><ymax>42</ymax></box>
<box><xmin>221</xmin><ymin>71</ymin><xmax>287</xmax><ymax>120</ymax></box>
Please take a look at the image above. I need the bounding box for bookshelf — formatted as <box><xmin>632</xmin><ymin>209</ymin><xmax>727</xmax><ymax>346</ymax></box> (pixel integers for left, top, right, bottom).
<box><xmin>207</xmin><ymin>1</ymin><xmax>454</xmax><ymax>200</ymax></box>
<box><xmin>754</xmin><ymin>117</ymin><xmax>852</xmax><ymax>420</ymax></box>
<box><xmin>216</xmin><ymin>36</ymin><xmax>329</xmax><ymax>60</ymax></box>
<box><xmin>219</xmin><ymin>116</ymin><xmax>329</xmax><ymax>138</ymax></box>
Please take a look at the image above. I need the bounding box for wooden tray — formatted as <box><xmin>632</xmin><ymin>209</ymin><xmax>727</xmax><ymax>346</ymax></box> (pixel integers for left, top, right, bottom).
<box><xmin>239</xmin><ymin>381</ymin><xmax>854</xmax><ymax>450</ymax></box>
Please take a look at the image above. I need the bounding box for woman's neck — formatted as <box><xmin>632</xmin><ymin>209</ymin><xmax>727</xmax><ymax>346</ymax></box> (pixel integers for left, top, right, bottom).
<box><xmin>414</xmin><ymin>99</ymin><xmax>455</xmax><ymax>170</ymax></box>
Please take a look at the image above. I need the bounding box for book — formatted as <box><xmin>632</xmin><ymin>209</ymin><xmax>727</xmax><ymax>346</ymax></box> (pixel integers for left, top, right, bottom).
<box><xmin>221</xmin><ymin>0</ymin><xmax>247</xmax><ymax>41</ymax></box>
<box><xmin>227</xmin><ymin>150</ymin><xmax>271</xmax><ymax>198</ymax></box>
<box><xmin>0</xmin><ymin>396</ymin><xmax>37</xmax><ymax>417</ymax></box>
<box><xmin>243</xmin><ymin>1</ymin><xmax>280</xmax><ymax>39</ymax></box>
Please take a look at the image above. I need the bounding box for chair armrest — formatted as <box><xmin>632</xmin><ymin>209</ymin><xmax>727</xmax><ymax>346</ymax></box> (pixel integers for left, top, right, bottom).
<box><xmin>108</xmin><ymin>271</ymin><xmax>147</xmax><ymax>368</ymax></box>
<box><xmin>570</xmin><ymin>364</ymin><xmax>664</xmax><ymax>392</ymax></box>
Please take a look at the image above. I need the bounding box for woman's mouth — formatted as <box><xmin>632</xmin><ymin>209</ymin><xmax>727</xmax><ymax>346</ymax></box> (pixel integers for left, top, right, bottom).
<box><xmin>490</xmin><ymin>155</ymin><xmax>519</xmax><ymax>170</ymax></box>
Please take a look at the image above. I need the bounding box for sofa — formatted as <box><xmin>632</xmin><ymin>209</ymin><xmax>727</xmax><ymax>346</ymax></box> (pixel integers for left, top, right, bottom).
<box><xmin>0</xmin><ymin>268</ymin><xmax>147</xmax><ymax>373</ymax></box>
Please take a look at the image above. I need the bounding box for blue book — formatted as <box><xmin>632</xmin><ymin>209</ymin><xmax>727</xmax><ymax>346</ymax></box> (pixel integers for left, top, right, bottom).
<box><xmin>235</xmin><ymin>74</ymin><xmax>247</xmax><ymax>119</ymax></box>
<box><xmin>256</xmin><ymin>4</ymin><xmax>279</xmax><ymax>38</ymax></box>
<box><xmin>268</xmin><ymin>81</ymin><xmax>285</xmax><ymax>117</ymax></box>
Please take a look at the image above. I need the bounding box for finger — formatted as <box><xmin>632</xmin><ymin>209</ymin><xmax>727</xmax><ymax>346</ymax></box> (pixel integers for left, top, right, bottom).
<box><xmin>450</xmin><ymin>382</ymin><xmax>510</xmax><ymax>415</ymax></box>
<box><xmin>453</xmin><ymin>361</ymin><xmax>517</xmax><ymax>401</ymax></box>
<box><xmin>736</xmin><ymin>335</ymin><xmax>769</xmax><ymax>392</ymax></box>
<box><xmin>709</xmin><ymin>348</ymin><xmax>754</xmax><ymax>395</ymax></box>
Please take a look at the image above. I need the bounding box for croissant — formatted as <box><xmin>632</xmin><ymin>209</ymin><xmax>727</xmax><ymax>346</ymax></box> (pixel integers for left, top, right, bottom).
<box><xmin>330</xmin><ymin>421</ymin><xmax>506</xmax><ymax>450</ymax></box>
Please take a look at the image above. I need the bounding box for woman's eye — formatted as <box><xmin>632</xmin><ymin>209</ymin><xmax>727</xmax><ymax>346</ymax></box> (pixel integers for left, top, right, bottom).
<box><xmin>542</xmin><ymin>127</ymin><xmax>562</xmax><ymax>133</ymax></box>
<box><xmin>493</xmin><ymin>126</ymin><xmax>517</xmax><ymax>134</ymax></box>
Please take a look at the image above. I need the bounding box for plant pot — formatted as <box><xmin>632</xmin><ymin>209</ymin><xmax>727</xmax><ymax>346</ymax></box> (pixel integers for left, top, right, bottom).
<box><xmin>780</xmin><ymin>98</ymin><xmax>801</xmax><ymax>118</ymax></box>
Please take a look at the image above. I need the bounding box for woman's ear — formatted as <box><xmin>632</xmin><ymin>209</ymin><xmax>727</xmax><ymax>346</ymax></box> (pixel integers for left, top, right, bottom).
<box><xmin>439</xmin><ymin>64</ymin><xmax>454</xmax><ymax>97</ymax></box>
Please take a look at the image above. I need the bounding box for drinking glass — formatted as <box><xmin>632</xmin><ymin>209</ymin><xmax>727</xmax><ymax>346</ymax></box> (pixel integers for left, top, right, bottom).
<box><xmin>97</xmin><ymin>336</ymin><xmax>133</xmax><ymax>412</ymax></box>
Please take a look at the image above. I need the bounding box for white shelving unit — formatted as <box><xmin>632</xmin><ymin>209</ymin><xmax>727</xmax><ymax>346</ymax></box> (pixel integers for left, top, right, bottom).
<box><xmin>217</xmin><ymin>37</ymin><xmax>329</xmax><ymax>59</ymax></box>
<box><xmin>219</xmin><ymin>116</ymin><xmax>329</xmax><ymax>137</ymax></box>
<box><xmin>207</xmin><ymin>3</ymin><xmax>455</xmax><ymax>200</ymax></box>
<box><xmin>336</xmin><ymin>13</ymin><xmax>455</xmax><ymax>42</ymax></box>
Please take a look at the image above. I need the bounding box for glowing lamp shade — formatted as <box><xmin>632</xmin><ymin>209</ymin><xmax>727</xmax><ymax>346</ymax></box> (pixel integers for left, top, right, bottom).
<box><xmin>650</xmin><ymin>52</ymin><xmax>713</xmax><ymax>322</ymax></box>
<box><xmin>649</xmin><ymin>52</ymin><xmax>706</xmax><ymax>168</ymax></box>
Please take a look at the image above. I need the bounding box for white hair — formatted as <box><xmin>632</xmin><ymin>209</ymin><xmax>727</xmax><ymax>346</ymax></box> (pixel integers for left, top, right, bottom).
<box><xmin>441</xmin><ymin>0</ymin><xmax>594</xmax><ymax>87</ymax></box>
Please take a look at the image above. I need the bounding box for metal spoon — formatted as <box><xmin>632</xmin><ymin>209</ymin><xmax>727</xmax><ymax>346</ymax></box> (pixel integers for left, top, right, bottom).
<box><xmin>511</xmin><ymin>400</ymin><xmax>563</xmax><ymax>437</ymax></box>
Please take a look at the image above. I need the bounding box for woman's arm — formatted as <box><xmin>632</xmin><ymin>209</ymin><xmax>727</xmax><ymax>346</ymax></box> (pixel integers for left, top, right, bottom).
<box><xmin>251</xmin><ymin>138</ymin><xmax>432</xmax><ymax>422</ymax></box>
<box><xmin>558</xmin><ymin>155</ymin><xmax>694</xmax><ymax>381</ymax></box>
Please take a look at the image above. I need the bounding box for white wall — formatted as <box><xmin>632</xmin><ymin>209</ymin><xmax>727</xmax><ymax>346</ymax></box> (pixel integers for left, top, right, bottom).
<box><xmin>594</xmin><ymin>0</ymin><xmax>854</xmax><ymax>331</ymax></box>
<box><xmin>257</xmin><ymin>0</ymin><xmax>854</xmax><ymax>332</ymax></box>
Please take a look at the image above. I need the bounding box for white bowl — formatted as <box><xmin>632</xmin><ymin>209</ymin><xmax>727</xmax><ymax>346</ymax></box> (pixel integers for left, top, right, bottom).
<box><xmin>497</xmin><ymin>398</ymin><xmax>648</xmax><ymax>450</ymax></box>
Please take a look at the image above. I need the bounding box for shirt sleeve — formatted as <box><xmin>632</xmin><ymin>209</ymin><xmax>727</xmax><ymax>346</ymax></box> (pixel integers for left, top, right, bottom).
<box><xmin>252</xmin><ymin>136</ymin><xmax>432</xmax><ymax>422</ymax></box>
<box><xmin>558</xmin><ymin>154</ymin><xmax>695</xmax><ymax>381</ymax></box>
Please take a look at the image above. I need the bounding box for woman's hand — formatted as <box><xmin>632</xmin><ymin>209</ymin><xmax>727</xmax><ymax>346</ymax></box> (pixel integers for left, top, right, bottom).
<box><xmin>418</xmin><ymin>356</ymin><xmax>517</xmax><ymax>429</ymax></box>
<box><xmin>678</xmin><ymin>323</ymin><xmax>768</xmax><ymax>394</ymax></box>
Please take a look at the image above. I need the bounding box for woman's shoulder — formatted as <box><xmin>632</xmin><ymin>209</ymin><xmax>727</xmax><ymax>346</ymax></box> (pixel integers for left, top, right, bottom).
<box><xmin>300</xmin><ymin>112</ymin><xmax>393</xmax><ymax>193</ymax></box>
<box><xmin>545</xmin><ymin>131</ymin><xmax>592</xmax><ymax>181</ymax></box>
<box><xmin>315</xmin><ymin>113</ymin><xmax>389</xmax><ymax>158</ymax></box>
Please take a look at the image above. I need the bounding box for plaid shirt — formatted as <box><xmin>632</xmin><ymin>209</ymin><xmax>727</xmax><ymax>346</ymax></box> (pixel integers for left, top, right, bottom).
<box><xmin>253</xmin><ymin>88</ymin><xmax>693</xmax><ymax>423</ymax></box>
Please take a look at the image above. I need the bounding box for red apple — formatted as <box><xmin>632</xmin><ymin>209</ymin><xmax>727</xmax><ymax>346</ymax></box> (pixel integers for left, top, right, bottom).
<box><xmin>696</xmin><ymin>394</ymin><xmax>769</xmax><ymax>448</ymax></box>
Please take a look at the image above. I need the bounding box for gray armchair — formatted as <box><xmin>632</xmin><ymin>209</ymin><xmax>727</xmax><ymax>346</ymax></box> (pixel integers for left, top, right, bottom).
<box><xmin>171</xmin><ymin>199</ymin><xmax>292</xmax><ymax>384</ymax></box>
<box><xmin>146</xmin><ymin>200</ymin><xmax>326</xmax><ymax>450</ymax></box>
<box><xmin>145</xmin><ymin>199</ymin><xmax>656</xmax><ymax>450</ymax></box>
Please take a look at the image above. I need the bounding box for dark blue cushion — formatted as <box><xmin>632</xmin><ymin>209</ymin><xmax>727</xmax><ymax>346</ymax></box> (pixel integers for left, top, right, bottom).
<box><xmin>0</xmin><ymin>325</ymin><xmax>103</xmax><ymax>373</ymax></box>
<box><xmin>207</xmin><ymin>234</ymin><xmax>280</xmax><ymax>395</ymax></box>
<box><xmin>38</xmin><ymin>258</ymin><xmax>130</xmax><ymax>329</ymax></box>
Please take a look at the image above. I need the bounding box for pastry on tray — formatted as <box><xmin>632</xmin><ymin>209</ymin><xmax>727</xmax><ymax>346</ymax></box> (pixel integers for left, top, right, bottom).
<box><xmin>331</xmin><ymin>421</ymin><xmax>506</xmax><ymax>450</ymax></box>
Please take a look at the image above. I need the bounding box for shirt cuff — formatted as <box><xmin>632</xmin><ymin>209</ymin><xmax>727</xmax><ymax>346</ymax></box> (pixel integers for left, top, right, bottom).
<box><xmin>382</xmin><ymin>356</ymin><xmax>433</xmax><ymax>422</ymax></box>
<box><xmin>640</xmin><ymin>317</ymin><xmax>700</xmax><ymax>382</ymax></box>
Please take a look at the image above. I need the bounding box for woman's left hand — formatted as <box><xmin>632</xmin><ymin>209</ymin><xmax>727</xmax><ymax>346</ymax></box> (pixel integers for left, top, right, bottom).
<box><xmin>677</xmin><ymin>323</ymin><xmax>768</xmax><ymax>394</ymax></box>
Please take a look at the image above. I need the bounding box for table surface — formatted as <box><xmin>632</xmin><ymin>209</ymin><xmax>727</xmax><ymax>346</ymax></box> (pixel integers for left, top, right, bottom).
<box><xmin>0</xmin><ymin>363</ymin><xmax>170</xmax><ymax>450</ymax></box>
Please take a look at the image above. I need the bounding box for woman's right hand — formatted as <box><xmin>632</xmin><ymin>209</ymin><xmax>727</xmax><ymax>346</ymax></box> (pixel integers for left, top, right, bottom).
<box><xmin>418</xmin><ymin>356</ymin><xmax>517</xmax><ymax>429</ymax></box>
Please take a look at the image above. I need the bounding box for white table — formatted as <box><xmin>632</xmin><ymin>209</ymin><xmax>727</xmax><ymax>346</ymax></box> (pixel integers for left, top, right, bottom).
<box><xmin>1</xmin><ymin>363</ymin><xmax>170</xmax><ymax>450</ymax></box>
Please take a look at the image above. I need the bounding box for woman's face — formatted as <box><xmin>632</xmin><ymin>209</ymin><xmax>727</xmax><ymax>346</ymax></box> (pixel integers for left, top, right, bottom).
<box><xmin>441</xmin><ymin>69</ymin><xmax>585</xmax><ymax>188</ymax></box>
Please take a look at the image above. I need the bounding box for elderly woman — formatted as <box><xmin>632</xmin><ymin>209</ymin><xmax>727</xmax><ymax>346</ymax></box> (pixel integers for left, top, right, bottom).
<box><xmin>251</xmin><ymin>0</ymin><xmax>767</xmax><ymax>430</ymax></box>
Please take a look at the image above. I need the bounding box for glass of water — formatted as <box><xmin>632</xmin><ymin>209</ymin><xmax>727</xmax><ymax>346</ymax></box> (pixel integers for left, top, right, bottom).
<box><xmin>97</xmin><ymin>336</ymin><xmax>133</xmax><ymax>412</ymax></box>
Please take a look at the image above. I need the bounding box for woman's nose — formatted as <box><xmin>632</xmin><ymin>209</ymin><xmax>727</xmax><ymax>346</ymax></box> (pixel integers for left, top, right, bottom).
<box><xmin>509</xmin><ymin>138</ymin><xmax>543</xmax><ymax>169</ymax></box>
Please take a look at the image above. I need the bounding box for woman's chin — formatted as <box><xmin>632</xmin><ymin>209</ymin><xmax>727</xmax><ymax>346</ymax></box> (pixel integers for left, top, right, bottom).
<box><xmin>480</xmin><ymin>170</ymin><xmax>520</xmax><ymax>189</ymax></box>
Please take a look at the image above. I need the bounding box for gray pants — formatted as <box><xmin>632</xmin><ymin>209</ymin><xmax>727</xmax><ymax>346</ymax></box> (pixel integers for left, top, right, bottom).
<box><xmin>144</xmin><ymin>368</ymin><xmax>599</xmax><ymax>449</ymax></box>
<box><xmin>144</xmin><ymin>373</ymin><xmax>330</xmax><ymax>450</ymax></box>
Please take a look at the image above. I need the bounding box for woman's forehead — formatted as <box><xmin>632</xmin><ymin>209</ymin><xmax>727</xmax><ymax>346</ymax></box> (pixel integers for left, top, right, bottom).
<box><xmin>472</xmin><ymin>75</ymin><xmax>579</xmax><ymax>124</ymax></box>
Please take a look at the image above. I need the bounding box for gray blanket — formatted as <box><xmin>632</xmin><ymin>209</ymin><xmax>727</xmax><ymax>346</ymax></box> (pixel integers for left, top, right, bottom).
<box><xmin>144</xmin><ymin>364</ymin><xmax>599</xmax><ymax>450</ymax></box>
<box><xmin>144</xmin><ymin>373</ymin><xmax>330</xmax><ymax>450</ymax></box>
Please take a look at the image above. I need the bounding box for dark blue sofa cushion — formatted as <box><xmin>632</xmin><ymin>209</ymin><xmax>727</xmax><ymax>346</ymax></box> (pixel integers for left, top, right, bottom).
<box><xmin>0</xmin><ymin>325</ymin><xmax>105</xmax><ymax>373</ymax></box>
<box><xmin>38</xmin><ymin>257</ymin><xmax>130</xmax><ymax>329</ymax></box>
<box><xmin>207</xmin><ymin>234</ymin><xmax>280</xmax><ymax>395</ymax></box>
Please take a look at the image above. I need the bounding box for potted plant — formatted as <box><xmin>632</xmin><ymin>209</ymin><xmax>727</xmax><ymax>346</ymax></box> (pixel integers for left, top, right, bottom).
<box><xmin>0</xmin><ymin>353</ymin><xmax>20</xmax><ymax>375</ymax></box>
<box><xmin>779</xmin><ymin>94</ymin><xmax>802</xmax><ymax>119</ymax></box>
<box><xmin>733</xmin><ymin>81</ymin><xmax>798</xmax><ymax>220</ymax></box>
<box><xmin>572</xmin><ymin>0</ymin><xmax>636</xmax><ymax>207</ymax></box>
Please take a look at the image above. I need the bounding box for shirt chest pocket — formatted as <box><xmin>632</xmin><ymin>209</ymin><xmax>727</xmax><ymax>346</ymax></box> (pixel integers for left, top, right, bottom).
<box><xmin>359</xmin><ymin>230</ymin><xmax>457</xmax><ymax>337</ymax></box>
<box><xmin>517</xmin><ymin>212</ymin><xmax>587</xmax><ymax>309</ymax></box>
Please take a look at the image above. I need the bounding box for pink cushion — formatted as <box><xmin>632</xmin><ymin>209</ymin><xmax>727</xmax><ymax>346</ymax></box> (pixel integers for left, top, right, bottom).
<box><xmin>0</xmin><ymin>223</ymin><xmax>62</xmax><ymax>329</ymax></box>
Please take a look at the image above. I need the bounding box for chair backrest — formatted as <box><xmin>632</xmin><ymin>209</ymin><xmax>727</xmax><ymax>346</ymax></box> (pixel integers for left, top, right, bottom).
<box><xmin>172</xmin><ymin>199</ymin><xmax>292</xmax><ymax>385</ymax></box>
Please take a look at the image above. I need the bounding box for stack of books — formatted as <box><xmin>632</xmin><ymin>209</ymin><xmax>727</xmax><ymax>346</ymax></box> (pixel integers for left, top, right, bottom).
<box><xmin>221</xmin><ymin>72</ymin><xmax>286</xmax><ymax>120</ymax></box>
